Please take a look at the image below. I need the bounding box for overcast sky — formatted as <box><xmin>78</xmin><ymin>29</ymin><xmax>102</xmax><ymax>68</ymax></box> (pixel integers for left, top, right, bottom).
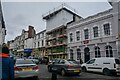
<box><xmin>1</xmin><ymin>1</ymin><xmax>112</xmax><ymax>42</ymax></box>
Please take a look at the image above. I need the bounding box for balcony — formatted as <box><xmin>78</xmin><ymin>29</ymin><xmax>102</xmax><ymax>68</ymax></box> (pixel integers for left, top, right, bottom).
<box><xmin>46</xmin><ymin>42</ymin><xmax>67</xmax><ymax>48</ymax></box>
<box><xmin>46</xmin><ymin>37</ymin><xmax>56</xmax><ymax>41</ymax></box>
<box><xmin>47</xmin><ymin>34</ymin><xmax>67</xmax><ymax>41</ymax></box>
<box><xmin>58</xmin><ymin>34</ymin><xmax>67</xmax><ymax>38</ymax></box>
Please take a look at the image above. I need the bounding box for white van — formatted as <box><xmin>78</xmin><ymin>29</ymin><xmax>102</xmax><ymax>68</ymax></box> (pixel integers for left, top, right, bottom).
<box><xmin>81</xmin><ymin>57</ymin><xmax>120</xmax><ymax>75</ymax></box>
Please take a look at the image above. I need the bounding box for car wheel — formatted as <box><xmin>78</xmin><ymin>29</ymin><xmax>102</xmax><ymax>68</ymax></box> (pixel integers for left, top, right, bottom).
<box><xmin>32</xmin><ymin>76</ymin><xmax>38</xmax><ymax>80</ymax></box>
<box><xmin>82</xmin><ymin>67</ymin><xmax>87</xmax><ymax>72</ymax></box>
<box><xmin>103</xmin><ymin>68</ymin><xmax>111</xmax><ymax>76</ymax></box>
<box><xmin>61</xmin><ymin>69</ymin><xmax>66</xmax><ymax>76</ymax></box>
<box><xmin>48</xmin><ymin>66</ymin><xmax>52</xmax><ymax>72</ymax></box>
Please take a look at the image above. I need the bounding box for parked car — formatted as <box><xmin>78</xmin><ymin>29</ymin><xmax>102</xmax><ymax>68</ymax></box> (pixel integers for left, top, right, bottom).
<box><xmin>28</xmin><ymin>57</ymin><xmax>39</xmax><ymax>64</ymax></box>
<box><xmin>81</xmin><ymin>57</ymin><xmax>120</xmax><ymax>76</ymax></box>
<box><xmin>48</xmin><ymin>58</ymin><xmax>59</xmax><ymax>65</ymax></box>
<box><xmin>14</xmin><ymin>59</ymin><xmax>39</xmax><ymax>79</ymax></box>
<box><xmin>47</xmin><ymin>59</ymin><xmax>81</xmax><ymax>76</ymax></box>
<box><xmin>40</xmin><ymin>57</ymin><xmax>49</xmax><ymax>65</ymax></box>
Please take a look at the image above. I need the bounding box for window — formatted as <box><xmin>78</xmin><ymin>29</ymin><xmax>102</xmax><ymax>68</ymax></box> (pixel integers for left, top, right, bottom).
<box><xmin>95</xmin><ymin>46</ymin><xmax>101</xmax><ymax>58</ymax></box>
<box><xmin>106</xmin><ymin>45</ymin><xmax>113</xmax><ymax>57</ymax></box>
<box><xmin>93</xmin><ymin>26</ymin><xmax>99</xmax><ymax>37</ymax></box>
<box><xmin>59</xmin><ymin>60</ymin><xmax>65</xmax><ymax>64</ymax></box>
<box><xmin>42</xmin><ymin>33</ymin><xmax>44</xmax><ymax>38</ymax></box>
<box><xmin>115</xmin><ymin>59</ymin><xmax>120</xmax><ymax>64</ymax></box>
<box><xmin>34</xmin><ymin>43</ymin><xmax>36</xmax><ymax>48</ymax></box>
<box><xmin>38</xmin><ymin>34</ymin><xmax>40</xmax><ymax>39</ymax></box>
<box><xmin>84</xmin><ymin>29</ymin><xmax>89</xmax><ymax>39</ymax></box>
<box><xmin>77</xmin><ymin>49</ymin><xmax>81</xmax><ymax>60</ymax></box>
<box><xmin>76</xmin><ymin>31</ymin><xmax>80</xmax><ymax>41</ymax></box>
<box><xmin>70</xmin><ymin>49</ymin><xmax>73</xmax><ymax>60</ymax></box>
<box><xmin>103</xmin><ymin>23</ymin><xmax>110</xmax><ymax>35</ymax></box>
<box><xmin>60</xmin><ymin>29</ymin><xmax>63</xmax><ymax>35</ymax></box>
<box><xmin>38</xmin><ymin>42</ymin><xmax>39</xmax><ymax>47</ymax></box>
<box><xmin>86</xmin><ymin>59</ymin><xmax>95</xmax><ymax>64</ymax></box>
<box><xmin>69</xmin><ymin>33</ymin><xmax>73</xmax><ymax>42</ymax></box>
<box><xmin>35</xmin><ymin>36</ymin><xmax>36</xmax><ymax>40</ymax></box>
<box><xmin>42</xmin><ymin>40</ymin><xmax>44</xmax><ymax>46</ymax></box>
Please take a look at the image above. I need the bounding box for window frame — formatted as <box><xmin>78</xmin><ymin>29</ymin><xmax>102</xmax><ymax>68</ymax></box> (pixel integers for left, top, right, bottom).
<box><xmin>76</xmin><ymin>31</ymin><xmax>80</xmax><ymax>41</ymax></box>
<box><xmin>69</xmin><ymin>33</ymin><xmax>73</xmax><ymax>42</ymax></box>
<box><xmin>84</xmin><ymin>29</ymin><xmax>89</xmax><ymax>39</ymax></box>
<box><xmin>106</xmin><ymin>45</ymin><xmax>113</xmax><ymax>57</ymax></box>
<box><xmin>103</xmin><ymin>23</ymin><xmax>111</xmax><ymax>36</ymax></box>
<box><xmin>93</xmin><ymin>26</ymin><xmax>99</xmax><ymax>38</ymax></box>
<box><xmin>95</xmin><ymin>46</ymin><xmax>101</xmax><ymax>58</ymax></box>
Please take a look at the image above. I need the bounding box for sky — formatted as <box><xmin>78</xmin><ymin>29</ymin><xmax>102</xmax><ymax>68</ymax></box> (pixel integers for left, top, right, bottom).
<box><xmin>1</xmin><ymin>0</ymin><xmax>112</xmax><ymax>42</ymax></box>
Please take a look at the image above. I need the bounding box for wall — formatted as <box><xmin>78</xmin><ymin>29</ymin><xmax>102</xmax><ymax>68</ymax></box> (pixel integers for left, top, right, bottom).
<box><xmin>67</xmin><ymin>6</ymin><xmax>119</xmax><ymax>61</ymax></box>
<box><xmin>24</xmin><ymin>38</ymin><xmax>33</xmax><ymax>49</ymax></box>
<box><xmin>46</xmin><ymin>10</ymin><xmax>73</xmax><ymax>32</ymax></box>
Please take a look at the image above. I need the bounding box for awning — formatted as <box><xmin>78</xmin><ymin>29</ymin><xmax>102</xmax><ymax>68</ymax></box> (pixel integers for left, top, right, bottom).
<box><xmin>24</xmin><ymin>49</ymin><xmax>32</xmax><ymax>53</ymax></box>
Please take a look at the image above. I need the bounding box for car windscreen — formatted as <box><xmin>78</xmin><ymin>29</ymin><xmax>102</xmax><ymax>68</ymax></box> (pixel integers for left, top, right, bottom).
<box><xmin>67</xmin><ymin>61</ymin><xmax>78</xmax><ymax>64</ymax></box>
<box><xmin>115</xmin><ymin>59</ymin><xmax>120</xmax><ymax>64</ymax></box>
<box><xmin>16</xmin><ymin>60</ymin><xmax>34</xmax><ymax>64</ymax></box>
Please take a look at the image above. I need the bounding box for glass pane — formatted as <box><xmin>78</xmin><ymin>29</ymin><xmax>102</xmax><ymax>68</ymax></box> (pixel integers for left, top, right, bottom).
<box><xmin>16</xmin><ymin>60</ymin><xmax>34</xmax><ymax>64</ymax></box>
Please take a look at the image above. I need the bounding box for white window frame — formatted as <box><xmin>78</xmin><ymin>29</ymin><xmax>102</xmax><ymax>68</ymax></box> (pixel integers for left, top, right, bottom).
<box><xmin>92</xmin><ymin>25</ymin><xmax>100</xmax><ymax>39</ymax></box>
<box><xmin>84</xmin><ymin>28</ymin><xmax>89</xmax><ymax>40</ymax></box>
<box><xmin>76</xmin><ymin>30</ymin><xmax>80</xmax><ymax>42</ymax></box>
<box><xmin>69</xmin><ymin>32</ymin><xmax>73</xmax><ymax>43</ymax></box>
<box><xmin>102</xmin><ymin>22</ymin><xmax>112</xmax><ymax>37</ymax></box>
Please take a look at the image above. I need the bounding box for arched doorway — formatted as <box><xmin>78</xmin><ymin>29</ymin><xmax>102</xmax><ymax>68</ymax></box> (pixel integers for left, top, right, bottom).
<box><xmin>70</xmin><ymin>49</ymin><xmax>73</xmax><ymax>60</ymax></box>
<box><xmin>76</xmin><ymin>48</ymin><xmax>81</xmax><ymax>60</ymax></box>
<box><xmin>84</xmin><ymin>47</ymin><xmax>90</xmax><ymax>62</ymax></box>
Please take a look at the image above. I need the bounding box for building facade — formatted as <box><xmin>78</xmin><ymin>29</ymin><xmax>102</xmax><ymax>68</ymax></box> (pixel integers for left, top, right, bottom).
<box><xmin>67</xmin><ymin>2</ymin><xmax>120</xmax><ymax>62</ymax></box>
<box><xmin>43</xmin><ymin>3</ymin><xmax>82</xmax><ymax>60</ymax></box>
<box><xmin>9</xmin><ymin>25</ymin><xmax>36</xmax><ymax>57</ymax></box>
<box><xmin>0</xmin><ymin>2</ymin><xmax>6</xmax><ymax>47</ymax></box>
<box><xmin>32</xmin><ymin>30</ymin><xmax>46</xmax><ymax>57</ymax></box>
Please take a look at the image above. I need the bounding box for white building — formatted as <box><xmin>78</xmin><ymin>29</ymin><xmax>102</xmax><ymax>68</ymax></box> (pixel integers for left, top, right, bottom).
<box><xmin>67</xmin><ymin>2</ymin><xmax>120</xmax><ymax>62</ymax></box>
<box><xmin>33</xmin><ymin>30</ymin><xmax>46</xmax><ymax>57</ymax></box>
<box><xmin>24</xmin><ymin>38</ymin><xmax>33</xmax><ymax>49</ymax></box>
<box><xmin>43</xmin><ymin>3</ymin><xmax>82</xmax><ymax>59</ymax></box>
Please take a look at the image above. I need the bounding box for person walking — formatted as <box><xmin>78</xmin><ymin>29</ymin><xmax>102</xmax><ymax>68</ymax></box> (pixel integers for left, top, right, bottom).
<box><xmin>0</xmin><ymin>43</ymin><xmax>14</xmax><ymax>80</ymax></box>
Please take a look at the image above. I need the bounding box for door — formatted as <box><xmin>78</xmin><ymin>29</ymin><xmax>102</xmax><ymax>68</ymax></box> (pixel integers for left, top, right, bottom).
<box><xmin>86</xmin><ymin>59</ymin><xmax>96</xmax><ymax>71</ymax></box>
<box><xmin>86</xmin><ymin>59</ymin><xmax>101</xmax><ymax>72</ymax></box>
<box><xmin>84</xmin><ymin>47</ymin><xmax>90</xmax><ymax>62</ymax></box>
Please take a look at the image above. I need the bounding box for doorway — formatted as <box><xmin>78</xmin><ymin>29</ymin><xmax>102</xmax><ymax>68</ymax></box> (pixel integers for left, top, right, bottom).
<box><xmin>84</xmin><ymin>47</ymin><xmax>90</xmax><ymax>62</ymax></box>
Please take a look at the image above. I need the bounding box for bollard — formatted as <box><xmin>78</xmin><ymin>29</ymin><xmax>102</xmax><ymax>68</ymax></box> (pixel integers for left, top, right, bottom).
<box><xmin>52</xmin><ymin>72</ymin><xmax>57</xmax><ymax>80</ymax></box>
<box><xmin>51</xmin><ymin>68</ymin><xmax>57</xmax><ymax>80</ymax></box>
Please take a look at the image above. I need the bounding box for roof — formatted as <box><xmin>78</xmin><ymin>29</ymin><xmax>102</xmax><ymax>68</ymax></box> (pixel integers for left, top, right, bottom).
<box><xmin>36</xmin><ymin>29</ymin><xmax>46</xmax><ymax>35</ymax></box>
<box><xmin>42</xmin><ymin>4</ymin><xmax>82</xmax><ymax>20</ymax></box>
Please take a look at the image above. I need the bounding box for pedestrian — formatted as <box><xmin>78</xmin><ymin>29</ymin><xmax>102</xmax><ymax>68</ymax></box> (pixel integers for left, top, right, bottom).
<box><xmin>0</xmin><ymin>43</ymin><xmax>14</xmax><ymax>80</ymax></box>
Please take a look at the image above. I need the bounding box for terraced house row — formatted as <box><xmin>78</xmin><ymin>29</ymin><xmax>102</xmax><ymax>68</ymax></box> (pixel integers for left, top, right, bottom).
<box><xmin>8</xmin><ymin>2</ymin><xmax>120</xmax><ymax>63</ymax></box>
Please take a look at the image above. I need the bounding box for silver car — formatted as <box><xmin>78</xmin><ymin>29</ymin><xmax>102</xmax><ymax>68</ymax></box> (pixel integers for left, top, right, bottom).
<box><xmin>14</xmin><ymin>59</ymin><xmax>39</xmax><ymax>79</ymax></box>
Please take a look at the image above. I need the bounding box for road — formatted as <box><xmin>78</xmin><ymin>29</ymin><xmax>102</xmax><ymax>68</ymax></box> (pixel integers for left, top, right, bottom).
<box><xmin>38</xmin><ymin>64</ymin><xmax>120</xmax><ymax>80</ymax></box>
<box><xmin>15</xmin><ymin>64</ymin><xmax>120</xmax><ymax>80</ymax></box>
